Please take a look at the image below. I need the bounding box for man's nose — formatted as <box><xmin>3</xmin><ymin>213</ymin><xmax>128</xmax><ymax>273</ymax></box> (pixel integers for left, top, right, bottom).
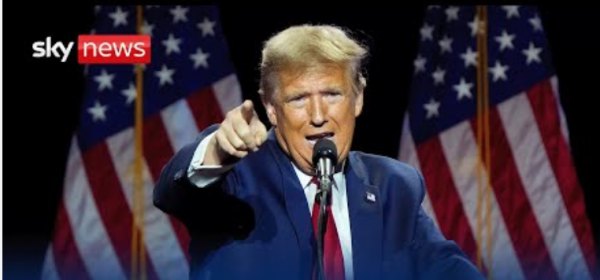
<box><xmin>309</xmin><ymin>96</ymin><xmax>327</xmax><ymax>126</ymax></box>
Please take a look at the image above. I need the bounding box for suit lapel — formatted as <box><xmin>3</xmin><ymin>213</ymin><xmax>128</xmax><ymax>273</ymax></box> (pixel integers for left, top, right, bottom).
<box><xmin>265</xmin><ymin>133</ymin><xmax>314</xmax><ymax>279</ymax></box>
<box><xmin>346</xmin><ymin>153</ymin><xmax>383</xmax><ymax>280</ymax></box>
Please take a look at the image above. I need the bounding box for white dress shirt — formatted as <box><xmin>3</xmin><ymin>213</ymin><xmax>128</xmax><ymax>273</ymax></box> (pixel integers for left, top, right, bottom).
<box><xmin>187</xmin><ymin>132</ymin><xmax>354</xmax><ymax>280</ymax></box>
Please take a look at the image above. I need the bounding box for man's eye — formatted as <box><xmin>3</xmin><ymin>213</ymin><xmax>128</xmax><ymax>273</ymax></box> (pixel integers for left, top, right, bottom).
<box><xmin>324</xmin><ymin>92</ymin><xmax>342</xmax><ymax>101</ymax></box>
<box><xmin>288</xmin><ymin>95</ymin><xmax>307</xmax><ymax>106</ymax></box>
<box><xmin>289</xmin><ymin>96</ymin><xmax>303</xmax><ymax>103</ymax></box>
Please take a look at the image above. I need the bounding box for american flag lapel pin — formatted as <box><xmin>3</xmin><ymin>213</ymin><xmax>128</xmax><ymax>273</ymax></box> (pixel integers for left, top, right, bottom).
<box><xmin>366</xmin><ymin>191</ymin><xmax>376</xmax><ymax>203</ymax></box>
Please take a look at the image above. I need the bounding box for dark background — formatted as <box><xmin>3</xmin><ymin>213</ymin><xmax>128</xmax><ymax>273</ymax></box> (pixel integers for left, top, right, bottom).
<box><xmin>3</xmin><ymin>3</ymin><xmax>599</xmax><ymax>279</ymax></box>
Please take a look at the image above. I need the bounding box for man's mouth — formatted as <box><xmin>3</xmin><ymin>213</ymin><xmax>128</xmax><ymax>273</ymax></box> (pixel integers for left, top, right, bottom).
<box><xmin>306</xmin><ymin>132</ymin><xmax>334</xmax><ymax>146</ymax></box>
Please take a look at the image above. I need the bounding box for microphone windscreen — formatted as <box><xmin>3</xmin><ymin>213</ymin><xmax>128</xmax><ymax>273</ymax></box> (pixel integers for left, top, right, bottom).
<box><xmin>312</xmin><ymin>138</ymin><xmax>337</xmax><ymax>167</ymax></box>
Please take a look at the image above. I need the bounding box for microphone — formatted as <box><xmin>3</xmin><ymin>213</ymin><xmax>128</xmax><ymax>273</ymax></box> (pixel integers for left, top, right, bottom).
<box><xmin>312</xmin><ymin>138</ymin><xmax>337</xmax><ymax>280</ymax></box>
<box><xmin>312</xmin><ymin>138</ymin><xmax>338</xmax><ymax>198</ymax></box>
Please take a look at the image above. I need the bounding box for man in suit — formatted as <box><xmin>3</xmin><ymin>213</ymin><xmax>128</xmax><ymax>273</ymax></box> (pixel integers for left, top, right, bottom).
<box><xmin>153</xmin><ymin>24</ymin><xmax>484</xmax><ymax>280</ymax></box>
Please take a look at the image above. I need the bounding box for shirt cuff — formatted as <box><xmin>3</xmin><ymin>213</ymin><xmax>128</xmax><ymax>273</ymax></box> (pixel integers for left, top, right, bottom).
<box><xmin>187</xmin><ymin>132</ymin><xmax>234</xmax><ymax>187</ymax></box>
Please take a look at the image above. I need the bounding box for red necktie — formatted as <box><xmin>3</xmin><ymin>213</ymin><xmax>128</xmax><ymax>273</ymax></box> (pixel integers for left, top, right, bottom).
<box><xmin>311</xmin><ymin>177</ymin><xmax>345</xmax><ymax>280</ymax></box>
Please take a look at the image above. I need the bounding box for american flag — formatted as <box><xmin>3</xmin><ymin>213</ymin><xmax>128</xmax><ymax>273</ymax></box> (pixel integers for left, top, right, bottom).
<box><xmin>398</xmin><ymin>5</ymin><xmax>597</xmax><ymax>280</ymax></box>
<box><xmin>40</xmin><ymin>5</ymin><xmax>242</xmax><ymax>280</ymax></box>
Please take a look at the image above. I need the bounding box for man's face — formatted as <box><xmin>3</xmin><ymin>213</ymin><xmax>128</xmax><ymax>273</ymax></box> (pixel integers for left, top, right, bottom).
<box><xmin>264</xmin><ymin>63</ymin><xmax>364</xmax><ymax>175</ymax></box>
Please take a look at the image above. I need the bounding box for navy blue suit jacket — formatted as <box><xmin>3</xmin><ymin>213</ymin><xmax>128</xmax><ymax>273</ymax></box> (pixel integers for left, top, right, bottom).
<box><xmin>154</xmin><ymin>124</ymin><xmax>484</xmax><ymax>280</ymax></box>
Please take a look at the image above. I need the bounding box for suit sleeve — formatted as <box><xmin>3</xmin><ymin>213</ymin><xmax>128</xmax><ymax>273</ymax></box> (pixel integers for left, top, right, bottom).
<box><xmin>153</xmin><ymin>124</ymin><xmax>242</xmax><ymax>231</ymax></box>
<box><xmin>410</xmin><ymin>166</ymin><xmax>486</xmax><ymax>280</ymax></box>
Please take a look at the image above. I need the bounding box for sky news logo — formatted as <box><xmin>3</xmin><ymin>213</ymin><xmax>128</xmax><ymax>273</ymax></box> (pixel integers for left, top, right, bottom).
<box><xmin>32</xmin><ymin>35</ymin><xmax>151</xmax><ymax>64</ymax></box>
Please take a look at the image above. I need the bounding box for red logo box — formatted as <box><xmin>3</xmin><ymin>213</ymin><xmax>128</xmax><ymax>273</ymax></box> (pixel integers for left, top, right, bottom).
<box><xmin>78</xmin><ymin>35</ymin><xmax>151</xmax><ymax>64</ymax></box>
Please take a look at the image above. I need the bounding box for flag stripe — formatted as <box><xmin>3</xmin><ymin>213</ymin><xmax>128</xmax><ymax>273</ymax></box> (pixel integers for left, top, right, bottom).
<box><xmin>81</xmin><ymin>142</ymin><xmax>159</xmax><ymax>280</ymax></box>
<box><xmin>526</xmin><ymin>79</ymin><xmax>598</xmax><ymax>277</ymax></box>
<box><xmin>549</xmin><ymin>76</ymin><xmax>570</xmax><ymax>145</ymax></box>
<box><xmin>161</xmin><ymin>98</ymin><xmax>201</xmax><ymax>152</ymax></box>
<box><xmin>470</xmin><ymin>108</ymin><xmax>558</xmax><ymax>280</ymax></box>
<box><xmin>439</xmin><ymin>120</ymin><xmax>525</xmax><ymax>280</ymax></box>
<box><xmin>142</xmin><ymin>113</ymin><xmax>191</xmax><ymax>262</ymax></box>
<box><xmin>497</xmin><ymin>93</ymin><xmax>591</xmax><ymax>280</ymax></box>
<box><xmin>42</xmin><ymin>244</ymin><xmax>61</xmax><ymax>280</ymax></box>
<box><xmin>186</xmin><ymin>87</ymin><xmax>226</xmax><ymax>131</ymax></box>
<box><xmin>52</xmin><ymin>201</ymin><xmax>91</xmax><ymax>280</ymax></box>
<box><xmin>62</xmin><ymin>139</ymin><xmax>127</xmax><ymax>280</ymax></box>
<box><xmin>398</xmin><ymin>114</ymin><xmax>439</xmax><ymax>228</ymax></box>
<box><xmin>416</xmin><ymin>136</ymin><xmax>480</xmax><ymax>265</ymax></box>
<box><xmin>143</xmin><ymin>113</ymin><xmax>180</xmax><ymax>181</ymax></box>
<box><xmin>213</xmin><ymin>74</ymin><xmax>243</xmax><ymax>115</ymax></box>
<box><xmin>107</xmin><ymin>128</ymin><xmax>190</xmax><ymax>280</ymax></box>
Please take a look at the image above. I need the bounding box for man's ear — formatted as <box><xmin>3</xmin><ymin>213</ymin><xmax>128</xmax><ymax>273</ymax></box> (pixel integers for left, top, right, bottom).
<box><xmin>354</xmin><ymin>90</ymin><xmax>364</xmax><ymax>117</ymax></box>
<box><xmin>262</xmin><ymin>94</ymin><xmax>278</xmax><ymax>126</ymax></box>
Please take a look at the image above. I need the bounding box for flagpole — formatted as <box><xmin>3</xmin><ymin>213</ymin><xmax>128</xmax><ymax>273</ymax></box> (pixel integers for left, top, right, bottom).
<box><xmin>482</xmin><ymin>6</ymin><xmax>494</xmax><ymax>280</ymax></box>
<box><xmin>132</xmin><ymin>5</ymin><xmax>146</xmax><ymax>280</ymax></box>
<box><xmin>475</xmin><ymin>5</ymin><xmax>484</xmax><ymax>273</ymax></box>
<box><xmin>475</xmin><ymin>5</ymin><xmax>493</xmax><ymax>279</ymax></box>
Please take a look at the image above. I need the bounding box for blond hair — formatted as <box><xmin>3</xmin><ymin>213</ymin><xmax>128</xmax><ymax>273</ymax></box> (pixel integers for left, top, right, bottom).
<box><xmin>259</xmin><ymin>24</ymin><xmax>368</xmax><ymax>101</ymax></box>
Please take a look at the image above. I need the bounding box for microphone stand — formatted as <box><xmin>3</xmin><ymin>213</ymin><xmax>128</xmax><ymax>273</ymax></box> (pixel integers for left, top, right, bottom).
<box><xmin>312</xmin><ymin>139</ymin><xmax>337</xmax><ymax>280</ymax></box>
<box><xmin>316</xmin><ymin>169</ymin><xmax>332</xmax><ymax>280</ymax></box>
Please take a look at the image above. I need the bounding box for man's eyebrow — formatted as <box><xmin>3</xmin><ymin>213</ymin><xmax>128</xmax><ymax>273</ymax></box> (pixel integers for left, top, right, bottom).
<box><xmin>320</xmin><ymin>87</ymin><xmax>343</xmax><ymax>93</ymax></box>
<box><xmin>284</xmin><ymin>85</ymin><xmax>344</xmax><ymax>99</ymax></box>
